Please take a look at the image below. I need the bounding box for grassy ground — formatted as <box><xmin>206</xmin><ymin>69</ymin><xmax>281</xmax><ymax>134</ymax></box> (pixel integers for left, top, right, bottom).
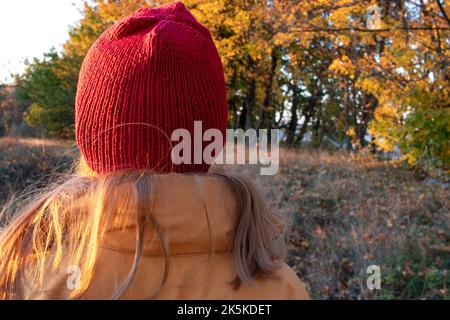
<box><xmin>0</xmin><ymin>137</ymin><xmax>448</xmax><ymax>299</ymax></box>
<box><xmin>0</xmin><ymin>137</ymin><xmax>75</xmax><ymax>207</ymax></box>
<box><xmin>258</xmin><ymin>148</ymin><xmax>449</xmax><ymax>299</ymax></box>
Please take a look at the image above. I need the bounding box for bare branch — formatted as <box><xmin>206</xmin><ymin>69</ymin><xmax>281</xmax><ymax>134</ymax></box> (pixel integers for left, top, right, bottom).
<box><xmin>436</xmin><ymin>0</ymin><xmax>450</xmax><ymax>26</ymax></box>
<box><xmin>291</xmin><ymin>26</ymin><xmax>450</xmax><ymax>33</ymax></box>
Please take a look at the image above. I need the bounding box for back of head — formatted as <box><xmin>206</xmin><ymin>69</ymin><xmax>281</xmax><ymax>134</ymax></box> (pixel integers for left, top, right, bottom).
<box><xmin>76</xmin><ymin>1</ymin><xmax>228</xmax><ymax>174</ymax></box>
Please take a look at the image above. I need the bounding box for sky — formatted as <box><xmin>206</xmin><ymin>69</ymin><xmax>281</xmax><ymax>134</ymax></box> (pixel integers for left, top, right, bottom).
<box><xmin>0</xmin><ymin>0</ymin><xmax>84</xmax><ymax>84</ymax></box>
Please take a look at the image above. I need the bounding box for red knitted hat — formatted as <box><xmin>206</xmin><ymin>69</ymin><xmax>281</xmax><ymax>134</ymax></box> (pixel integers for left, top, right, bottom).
<box><xmin>75</xmin><ymin>1</ymin><xmax>228</xmax><ymax>174</ymax></box>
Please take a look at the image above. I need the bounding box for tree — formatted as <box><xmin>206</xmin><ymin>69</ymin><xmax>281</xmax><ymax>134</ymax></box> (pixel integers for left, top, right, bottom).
<box><xmin>0</xmin><ymin>85</ymin><xmax>29</xmax><ymax>136</ymax></box>
<box><xmin>17</xmin><ymin>0</ymin><xmax>147</xmax><ymax>138</ymax></box>
<box><xmin>14</xmin><ymin>0</ymin><xmax>450</xmax><ymax>171</ymax></box>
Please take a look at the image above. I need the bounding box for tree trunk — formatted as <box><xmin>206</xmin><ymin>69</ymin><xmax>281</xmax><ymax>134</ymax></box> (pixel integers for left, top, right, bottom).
<box><xmin>296</xmin><ymin>95</ymin><xmax>314</xmax><ymax>145</ymax></box>
<box><xmin>257</xmin><ymin>49</ymin><xmax>278</xmax><ymax>131</ymax></box>
<box><xmin>287</xmin><ymin>82</ymin><xmax>299</xmax><ymax>146</ymax></box>
<box><xmin>244</xmin><ymin>56</ymin><xmax>256</xmax><ymax>130</ymax></box>
<box><xmin>228</xmin><ymin>65</ymin><xmax>238</xmax><ymax>130</ymax></box>
<box><xmin>245</xmin><ymin>77</ymin><xmax>256</xmax><ymax>129</ymax></box>
<box><xmin>343</xmin><ymin>79</ymin><xmax>351</xmax><ymax>150</ymax></box>
<box><xmin>238</xmin><ymin>100</ymin><xmax>247</xmax><ymax>129</ymax></box>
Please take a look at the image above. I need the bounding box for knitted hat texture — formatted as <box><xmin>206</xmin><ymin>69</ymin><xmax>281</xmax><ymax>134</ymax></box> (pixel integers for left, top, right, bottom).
<box><xmin>75</xmin><ymin>1</ymin><xmax>228</xmax><ymax>173</ymax></box>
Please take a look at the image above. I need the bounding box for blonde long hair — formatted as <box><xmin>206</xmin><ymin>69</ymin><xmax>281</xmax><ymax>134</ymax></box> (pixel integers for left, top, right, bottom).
<box><xmin>0</xmin><ymin>158</ymin><xmax>286</xmax><ymax>299</ymax></box>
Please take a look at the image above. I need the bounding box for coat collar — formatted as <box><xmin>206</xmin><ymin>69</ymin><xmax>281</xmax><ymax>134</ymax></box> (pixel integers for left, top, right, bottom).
<box><xmin>102</xmin><ymin>173</ymin><xmax>237</xmax><ymax>256</ymax></box>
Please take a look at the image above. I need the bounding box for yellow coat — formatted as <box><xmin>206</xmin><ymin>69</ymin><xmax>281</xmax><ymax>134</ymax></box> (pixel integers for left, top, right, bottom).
<box><xmin>23</xmin><ymin>174</ymin><xmax>309</xmax><ymax>300</ymax></box>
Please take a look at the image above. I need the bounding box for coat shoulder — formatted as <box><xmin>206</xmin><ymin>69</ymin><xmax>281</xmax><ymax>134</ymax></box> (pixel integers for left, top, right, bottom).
<box><xmin>236</xmin><ymin>264</ymin><xmax>310</xmax><ymax>300</ymax></box>
<box><xmin>268</xmin><ymin>264</ymin><xmax>310</xmax><ymax>300</ymax></box>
